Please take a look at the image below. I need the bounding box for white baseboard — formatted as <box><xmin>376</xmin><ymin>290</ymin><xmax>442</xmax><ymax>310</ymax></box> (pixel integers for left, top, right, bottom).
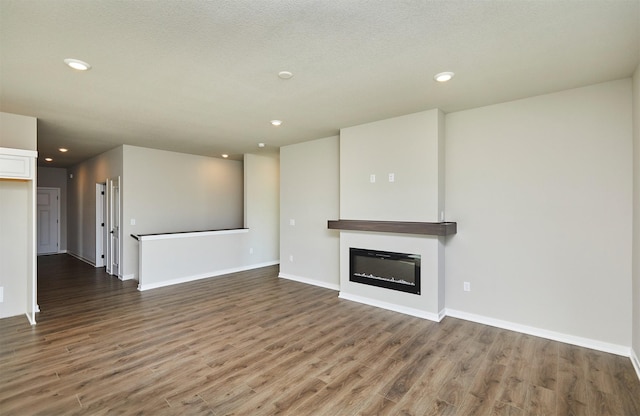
<box><xmin>339</xmin><ymin>292</ymin><xmax>444</xmax><ymax>322</ymax></box>
<box><xmin>25</xmin><ymin>312</ymin><xmax>36</xmax><ymax>325</ymax></box>
<box><xmin>445</xmin><ymin>308</ymin><xmax>630</xmax><ymax>357</ymax></box>
<box><xmin>278</xmin><ymin>273</ymin><xmax>340</xmax><ymax>291</ymax></box>
<box><xmin>138</xmin><ymin>261</ymin><xmax>279</xmax><ymax>291</ymax></box>
<box><xmin>37</xmin><ymin>250</ymin><xmax>67</xmax><ymax>256</ymax></box>
<box><xmin>67</xmin><ymin>251</ymin><xmax>96</xmax><ymax>267</ymax></box>
<box><xmin>631</xmin><ymin>348</ymin><xmax>640</xmax><ymax>381</ymax></box>
<box><xmin>119</xmin><ymin>274</ymin><xmax>136</xmax><ymax>281</ymax></box>
<box><xmin>272</xmin><ymin>273</ymin><xmax>635</xmax><ymax>365</ymax></box>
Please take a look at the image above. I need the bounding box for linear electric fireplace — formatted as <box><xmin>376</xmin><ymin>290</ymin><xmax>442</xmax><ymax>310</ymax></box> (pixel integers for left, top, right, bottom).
<box><xmin>349</xmin><ymin>248</ymin><xmax>421</xmax><ymax>295</ymax></box>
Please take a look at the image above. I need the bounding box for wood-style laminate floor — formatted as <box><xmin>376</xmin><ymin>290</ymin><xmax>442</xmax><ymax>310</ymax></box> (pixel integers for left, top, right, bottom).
<box><xmin>1</xmin><ymin>255</ymin><xmax>639</xmax><ymax>415</ymax></box>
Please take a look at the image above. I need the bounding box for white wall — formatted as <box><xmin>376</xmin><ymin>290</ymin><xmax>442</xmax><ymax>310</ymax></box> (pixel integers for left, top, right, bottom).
<box><xmin>279</xmin><ymin>136</ymin><xmax>340</xmax><ymax>289</ymax></box>
<box><xmin>37</xmin><ymin>166</ymin><xmax>68</xmax><ymax>252</ymax></box>
<box><xmin>123</xmin><ymin>145</ymin><xmax>243</xmax><ymax>279</ymax></box>
<box><xmin>67</xmin><ymin>146</ymin><xmax>123</xmax><ymax>265</ymax></box>
<box><xmin>137</xmin><ymin>229</ymin><xmax>255</xmax><ymax>291</ymax></box>
<box><xmin>0</xmin><ymin>112</ymin><xmax>37</xmax><ymax>319</ymax></box>
<box><xmin>445</xmin><ymin>79</ymin><xmax>633</xmax><ymax>349</ymax></box>
<box><xmin>632</xmin><ymin>64</ymin><xmax>640</xmax><ymax>370</ymax></box>
<box><xmin>244</xmin><ymin>153</ymin><xmax>280</xmax><ymax>265</ymax></box>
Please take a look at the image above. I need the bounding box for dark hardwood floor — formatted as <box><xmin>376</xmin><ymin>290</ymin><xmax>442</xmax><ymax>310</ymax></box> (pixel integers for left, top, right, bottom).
<box><xmin>1</xmin><ymin>254</ymin><xmax>639</xmax><ymax>415</ymax></box>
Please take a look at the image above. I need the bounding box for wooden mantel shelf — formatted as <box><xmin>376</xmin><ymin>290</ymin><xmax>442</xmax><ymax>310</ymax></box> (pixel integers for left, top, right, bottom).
<box><xmin>327</xmin><ymin>219</ymin><xmax>457</xmax><ymax>236</ymax></box>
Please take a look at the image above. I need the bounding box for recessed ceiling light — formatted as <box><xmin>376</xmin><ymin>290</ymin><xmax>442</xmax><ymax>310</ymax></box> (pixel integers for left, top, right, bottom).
<box><xmin>221</xmin><ymin>154</ymin><xmax>229</xmax><ymax>158</ymax></box>
<box><xmin>44</xmin><ymin>157</ymin><xmax>53</xmax><ymax>162</ymax></box>
<box><xmin>434</xmin><ymin>71</ymin><xmax>454</xmax><ymax>82</ymax></box>
<box><xmin>64</xmin><ymin>58</ymin><xmax>91</xmax><ymax>71</ymax></box>
<box><xmin>270</xmin><ymin>120</ymin><xmax>282</xmax><ymax>126</ymax></box>
<box><xmin>278</xmin><ymin>71</ymin><xmax>293</xmax><ymax>80</ymax></box>
<box><xmin>58</xmin><ymin>148</ymin><xmax>68</xmax><ymax>152</ymax></box>
<box><xmin>258</xmin><ymin>143</ymin><xmax>265</xmax><ymax>148</ymax></box>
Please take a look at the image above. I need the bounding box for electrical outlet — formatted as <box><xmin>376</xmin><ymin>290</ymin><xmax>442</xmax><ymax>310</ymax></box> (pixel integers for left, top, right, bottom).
<box><xmin>249</xmin><ymin>248</ymin><xmax>253</xmax><ymax>254</ymax></box>
<box><xmin>388</xmin><ymin>173</ymin><xmax>395</xmax><ymax>182</ymax></box>
<box><xmin>463</xmin><ymin>282</ymin><xmax>471</xmax><ymax>292</ymax></box>
<box><xmin>370</xmin><ymin>174</ymin><xmax>376</xmax><ymax>183</ymax></box>
<box><xmin>289</xmin><ymin>255</ymin><xmax>294</xmax><ymax>262</ymax></box>
<box><xmin>289</xmin><ymin>219</ymin><xmax>295</xmax><ymax>226</ymax></box>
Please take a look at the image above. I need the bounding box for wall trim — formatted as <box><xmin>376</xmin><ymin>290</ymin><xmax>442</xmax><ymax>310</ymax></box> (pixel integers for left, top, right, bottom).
<box><xmin>24</xmin><ymin>312</ymin><xmax>36</xmax><ymax>325</ymax></box>
<box><xmin>631</xmin><ymin>348</ymin><xmax>640</xmax><ymax>381</ymax></box>
<box><xmin>339</xmin><ymin>292</ymin><xmax>444</xmax><ymax>322</ymax></box>
<box><xmin>119</xmin><ymin>274</ymin><xmax>136</xmax><ymax>281</ymax></box>
<box><xmin>277</xmin><ymin>275</ymin><xmax>635</xmax><ymax>366</ymax></box>
<box><xmin>137</xmin><ymin>228</ymin><xmax>248</xmax><ymax>241</ymax></box>
<box><xmin>137</xmin><ymin>261</ymin><xmax>279</xmax><ymax>291</ymax></box>
<box><xmin>67</xmin><ymin>251</ymin><xmax>96</xmax><ymax>267</ymax></box>
<box><xmin>446</xmin><ymin>308</ymin><xmax>630</xmax><ymax>357</ymax></box>
<box><xmin>278</xmin><ymin>273</ymin><xmax>340</xmax><ymax>291</ymax></box>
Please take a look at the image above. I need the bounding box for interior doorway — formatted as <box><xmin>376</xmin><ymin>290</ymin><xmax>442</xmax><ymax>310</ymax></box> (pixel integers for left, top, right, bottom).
<box><xmin>36</xmin><ymin>187</ymin><xmax>60</xmax><ymax>255</ymax></box>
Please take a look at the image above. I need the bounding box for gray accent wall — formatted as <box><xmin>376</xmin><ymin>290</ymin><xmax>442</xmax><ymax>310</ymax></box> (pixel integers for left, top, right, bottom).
<box><xmin>244</xmin><ymin>153</ymin><xmax>280</xmax><ymax>266</ymax></box>
<box><xmin>340</xmin><ymin>110</ymin><xmax>443</xmax><ymax>222</ymax></box>
<box><xmin>445</xmin><ymin>79</ymin><xmax>633</xmax><ymax>347</ymax></box>
<box><xmin>0</xmin><ymin>112</ymin><xmax>36</xmax><ymax>149</ymax></box>
<box><xmin>279</xmin><ymin>136</ymin><xmax>340</xmax><ymax>289</ymax></box>
<box><xmin>123</xmin><ymin>145</ymin><xmax>244</xmax><ymax>279</ymax></box>
<box><xmin>67</xmin><ymin>146</ymin><xmax>123</xmax><ymax>266</ymax></box>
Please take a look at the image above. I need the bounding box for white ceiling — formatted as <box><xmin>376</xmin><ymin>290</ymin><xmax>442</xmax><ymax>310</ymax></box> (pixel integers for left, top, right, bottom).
<box><xmin>1</xmin><ymin>0</ymin><xmax>639</xmax><ymax>167</ymax></box>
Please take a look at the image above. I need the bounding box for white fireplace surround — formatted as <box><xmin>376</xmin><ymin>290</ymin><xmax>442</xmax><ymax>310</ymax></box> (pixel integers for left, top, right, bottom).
<box><xmin>336</xmin><ymin>109</ymin><xmax>446</xmax><ymax>321</ymax></box>
<box><xmin>338</xmin><ymin>230</ymin><xmax>445</xmax><ymax>321</ymax></box>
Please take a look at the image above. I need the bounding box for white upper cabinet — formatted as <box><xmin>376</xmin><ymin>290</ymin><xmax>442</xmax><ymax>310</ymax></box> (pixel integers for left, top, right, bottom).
<box><xmin>0</xmin><ymin>147</ymin><xmax>37</xmax><ymax>180</ymax></box>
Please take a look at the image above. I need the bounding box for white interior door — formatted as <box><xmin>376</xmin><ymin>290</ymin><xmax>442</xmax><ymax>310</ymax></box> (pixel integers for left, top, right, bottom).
<box><xmin>107</xmin><ymin>177</ymin><xmax>121</xmax><ymax>277</ymax></box>
<box><xmin>36</xmin><ymin>188</ymin><xmax>59</xmax><ymax>255</ymax></box>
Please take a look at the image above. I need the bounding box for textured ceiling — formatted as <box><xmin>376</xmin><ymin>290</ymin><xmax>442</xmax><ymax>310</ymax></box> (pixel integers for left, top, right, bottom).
<box><xmin>1</xmin><ymin>0</ymin><xmax>639</xmax><ymax>167</ymax></box>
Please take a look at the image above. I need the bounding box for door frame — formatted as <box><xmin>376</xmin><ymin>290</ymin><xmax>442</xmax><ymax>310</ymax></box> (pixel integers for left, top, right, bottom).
<box><xmin>95</xmin><ymin>183</ymin><xmax>106</xmax><ymax>267</ymax></box>
<box><xmin>36</xmin><ymin>187</ymin><xmax>61</xmax><ymax>255</ymax></box>
<box><xmin>105</xmin><ymin>177</ymin><xmax>121</xmax><ymax>278</ymax></box>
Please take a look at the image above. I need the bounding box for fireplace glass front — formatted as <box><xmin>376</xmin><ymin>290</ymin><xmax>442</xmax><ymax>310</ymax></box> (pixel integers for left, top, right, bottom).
<box><xmin>349</xmin><ymin>247</ymin><xmax>421</xmax><ymax>295</ymax></box>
